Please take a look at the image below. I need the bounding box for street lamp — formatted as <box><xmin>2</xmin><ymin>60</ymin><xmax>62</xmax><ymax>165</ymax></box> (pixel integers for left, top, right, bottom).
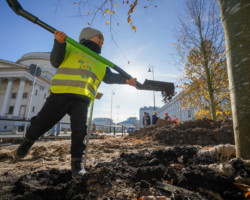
<box><xmin>116</xmin><ymin>105</ymin><xmax>120</xmax><ymax>124</ymax></box>
<box><xmin>148</xmin><ymin>65</ymin><xmax>156</xmax><ymax>111</ymax></box>
<box><xmin>110</xmin><ymin>90</ymin><xmax>115</xmax><ymax>133</ymax></box>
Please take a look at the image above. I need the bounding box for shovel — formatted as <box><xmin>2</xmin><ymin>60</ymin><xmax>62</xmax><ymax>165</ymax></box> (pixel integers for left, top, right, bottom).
<box><xmin>6</xmin><ymin>0</ymin><xmax>175</xmax><ymax>96</ymax></box>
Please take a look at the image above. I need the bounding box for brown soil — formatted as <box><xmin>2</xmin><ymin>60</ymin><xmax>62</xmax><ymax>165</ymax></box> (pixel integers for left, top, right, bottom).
<box><xmin>0</xmin><ymin>119</ymin><xmax>249</xmax><ymax>200</ymax></box>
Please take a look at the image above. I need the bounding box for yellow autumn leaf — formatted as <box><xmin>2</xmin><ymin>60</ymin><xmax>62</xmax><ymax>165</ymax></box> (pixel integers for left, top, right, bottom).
<box><xmin>111</xmin><ymin>11</ymin><xmax>115</xmax><ymax>14</ymax></box>
<box><xmin>88</xmin><ymin>12</ymin><xmax>91</xmax><ymax>14</ymax></box>
<box><xmin>105</xmin><ymin>9</ymin><xmax>109</xmax><ymax>13</ymax></box>
<box><xmin>132</xmin><ymin>25</ymin><xmax>136</xmax><ymax>30</ymax></box>
<box><xmin>106</xmin><ymin>21</ymin><xmax>109</xmax><ymax>25</ymax></box>
<box><xmin>114</xmin><ymin>3</ymin><xmax>117</xmax><ymax>7</ymax></box>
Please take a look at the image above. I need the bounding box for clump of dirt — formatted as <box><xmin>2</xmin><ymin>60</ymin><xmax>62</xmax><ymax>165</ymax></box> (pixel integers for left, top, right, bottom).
<box><xmin>128</xmin><ymin>119</ymin><xmax>234</xmax><ymax>146</ymax></box>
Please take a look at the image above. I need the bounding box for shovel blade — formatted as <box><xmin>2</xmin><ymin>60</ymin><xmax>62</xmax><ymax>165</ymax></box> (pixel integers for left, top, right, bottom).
<box><xmin>138</xmin><ymin>79</ymin><xmax>175</xmax><ymax>93</ymax></box>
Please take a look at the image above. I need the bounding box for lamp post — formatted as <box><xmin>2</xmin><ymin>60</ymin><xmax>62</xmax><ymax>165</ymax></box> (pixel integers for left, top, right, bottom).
<box><xmin>116</xmin><ymin>105</ymin><xmax>120</xmax><ymax>124</ymax></box>
<box><xmin>24</xmin><ymin>64</ymin><xmax>41</xmax><ymax>137</ymax></box>
<box><xmin>148</xmin><ymin>65</ymin><xmax>156</xmax><ymax>111</ymax></box>
<box><xmin>110</xmin><ymin>90</ymin><xmax>115</xmax><ymax>133</ymax></box>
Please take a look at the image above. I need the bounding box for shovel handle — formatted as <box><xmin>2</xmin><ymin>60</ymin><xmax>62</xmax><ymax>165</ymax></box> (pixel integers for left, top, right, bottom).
<box><xmin>7</xmin><ymin>0</ymin><xmax>141</xmax><ymax>84</ymax></box>
<box><xmin>65</xmin><ymin>37</ymin><xmax>116</xmax><ymax>69</ymax></box>
<box><xmin>113</xmin><ymin>65</ymin><xmax>143</xmax><ymax>88</ymax></box>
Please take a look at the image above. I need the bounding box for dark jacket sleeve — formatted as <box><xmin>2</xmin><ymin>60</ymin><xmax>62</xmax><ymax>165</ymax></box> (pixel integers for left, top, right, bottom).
<box><xmin>102</xmin><ymin>67</ymin><xmax>127</xmax><ymax>84</ymax></box>
<box><xmin>50</xmin><ymin>40</ymin><xmax>66</xmax><ymax>68</ymax></box>
<box><xmin>50</xmin><ymin>40</ymin><xmax>127</xmax><ymax>85</ymax></box>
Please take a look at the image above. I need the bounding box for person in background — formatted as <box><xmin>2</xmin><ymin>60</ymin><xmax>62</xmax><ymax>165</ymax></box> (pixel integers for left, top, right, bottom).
<box><xmin>173</xmin><ymin>117</ymin><xmax>180</xmax><ymax>124</ymax></box>
<box><xmin>164</xmin><ymin>112</ymin><xmax>171</xmax><ymax>121</ymax></box>
<box><xmin>142</xmin><ymin>112</ymin><xmax>151</xmax><ymax>127</ymax></box>
<box><xmin>142</xmin><ymin>112</ymin><xmax>147</xmax><ymax>127</ymax></box>
<box><xmin>146</xmin><ymin>112</ymin><xmax>151</xmax><ymax>126</ymax></box>
<box><xmin>152</xmin><ymin>111</ymin><xmax>159</xmax><ymax>125</ymax></box>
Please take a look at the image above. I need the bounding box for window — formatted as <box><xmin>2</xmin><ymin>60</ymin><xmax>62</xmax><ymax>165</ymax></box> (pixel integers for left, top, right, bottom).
<box><xmin>23</xmin><ymin>93</ymin><xmax>28</xmax><ymax>98</ymax></box>
<box><xmin>32</xmin><ymin>106</ymin><xmax>35</xmax><ymax>112</ymax></box>
<box><xmin>44</xmin><ymin>93</ymin><xmax>46</xmax><ymax>98</ymax></box>
<box><xmin>188</xmin><ymin>110</ymin><xmax>191</xmax><ymax>118</ymax></box>
<box><xmin>11</xmin><ymin>93</ymin><xmax>17</xmax><ymax>99</ymax></box>
<box><xmin>8</xmin><ymin>106</ymin><xmax>14</xmax><ymax>114</ymax></box>
<box><xmin>35</xmin><ymin>90</ymin><xmax>38</xmax><ymax>96</ymax></box>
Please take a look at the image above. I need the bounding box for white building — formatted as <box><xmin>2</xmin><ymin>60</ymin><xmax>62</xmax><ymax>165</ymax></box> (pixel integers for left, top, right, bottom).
<box><xmin>157</xmin><ymin>93</ymin><xmax>195</xmax><ymax>122</ymax></box>
<box><xmin>0</xmin><ymin>52</ymin><xmax>69</xmax><ymax>132</ymax></box>
<box><xmin>119</xmin><ymin>117</ymin><xmax>139</xmax><ymax>129</ymax></box>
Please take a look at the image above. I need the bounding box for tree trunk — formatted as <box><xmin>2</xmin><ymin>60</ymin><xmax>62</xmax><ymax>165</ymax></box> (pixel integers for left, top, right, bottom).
<box><xmin>217</xmin><ymin>0</ymin><xmax>250</xmax><ymax>159</ymax></box>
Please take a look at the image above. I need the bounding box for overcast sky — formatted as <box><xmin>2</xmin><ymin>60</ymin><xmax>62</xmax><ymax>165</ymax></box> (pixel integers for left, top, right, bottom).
<box><xmin>0</xmin><ymin>0</ymin><xmax>186</xmax><ymax>122</ymax></box>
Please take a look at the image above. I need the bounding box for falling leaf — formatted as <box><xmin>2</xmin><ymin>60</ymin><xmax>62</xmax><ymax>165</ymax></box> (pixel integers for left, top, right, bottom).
<box><xmin>114</xmin><ymin>3</ymin><xmax>118</xmax><ymax>7</ymax></box>
<box><xmin>132</xmin><ymin>25</ymin><xmax>136</xmax><ymax>30</ymax></box>
<box><xmin>73</xmin><ymin>2</ymin><xmax>77</xmax><ymax>5</ymax></box>
<box><xmin>106</xmin><ymin>21</ymin><xmax>109</xmax><ymax>25</ymax></box>
<box><xmin>105</xmin><ymin>9</ymin><xmax>109</xmax><ymax>13</ymax></box>
<box><xmin>245</xmin><ymin>192</ymin><xmax>250</xmax><ymax>198</ymax></box>
<box><xmin>128</xmin><ymin>61</ymin><xmax>130</xmax><ymax>64</ymax></box>
<box><xmin>88</xmin><ymin>22</ymin><xmax>91</xmax><ymax>26</ymax></box>
<box><xmin>202</xmin><ymin>146</ymin><xmax>213</xmax><ymax>149</ymax></box>
<box><xmin>88</xmin><ymin>12</ymin><xmax>91</xmax><ymax>14</ymax></box>
<box><xmin>144</xmin><ymin>6</ymin><xmax>147</xmax><ymax>8</ymax></box>
<box><xmin>117</xmin><ymin>22</ymin><xmax>120</xmax><ymax>26</ymax></box>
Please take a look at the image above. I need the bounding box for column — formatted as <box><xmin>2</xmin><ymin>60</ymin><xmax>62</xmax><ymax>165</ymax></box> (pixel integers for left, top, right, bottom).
<box><xmin>0</xmin><ymin>78</ymin><xmax>13</xmax><ymax>116</ymax></box>
<box><xmin>13</xmin><ymin>78</ymin><xmax>26</xmax><ymax>117</ymax></box>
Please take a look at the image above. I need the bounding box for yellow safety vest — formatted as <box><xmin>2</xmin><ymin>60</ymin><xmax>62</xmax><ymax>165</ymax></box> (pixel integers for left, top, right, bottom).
<box><xmin>51</xmin><ymin>43</ymin><xmax>106</xmax><ymax>101</ymax></box>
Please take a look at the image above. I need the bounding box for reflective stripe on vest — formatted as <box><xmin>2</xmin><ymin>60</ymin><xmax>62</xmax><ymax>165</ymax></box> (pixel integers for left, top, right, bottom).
<box><xmin>50</xmin><ymin>43</ymin><xmax>106</xmax><ymax>101</ymax></box>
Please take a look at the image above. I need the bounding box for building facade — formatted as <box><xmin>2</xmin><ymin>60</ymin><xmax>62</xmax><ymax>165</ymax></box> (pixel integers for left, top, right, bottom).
<box><xmin>157</xmin><ymin>93</ymin><xmax>195</xmax><ymax>122</ymax></box>
<box><xmin>0</xmin><ymin>52</ymin><xmax>69</xmax><ymax>132</ymax></box>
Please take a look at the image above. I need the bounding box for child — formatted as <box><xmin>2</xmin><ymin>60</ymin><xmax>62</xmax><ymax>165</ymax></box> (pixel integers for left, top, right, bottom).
<box><xmin>16</xmin><ymin>27</ymin><xmax>137</xmax><ymax>178</ymax></box>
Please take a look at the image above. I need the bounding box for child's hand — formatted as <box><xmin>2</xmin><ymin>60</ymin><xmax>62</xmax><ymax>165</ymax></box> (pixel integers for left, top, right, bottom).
<box><xmin>126</xmin><ymin>78</ymin><xmax>137</xmax><ymax>87</ymax></box>
<box><xmin>54</xmin><ymin>30</ymin><xmax>67</xmax><ymax>43</ymax></box>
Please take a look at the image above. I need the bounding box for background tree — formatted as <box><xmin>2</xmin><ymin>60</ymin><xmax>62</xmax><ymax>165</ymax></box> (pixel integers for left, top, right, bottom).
<box><xmin>217</xmin><ymin>0</ymin><xmax>250</xmax><ymax>159</ymax></box>
<box><xmin>174</xmin><ymin>0</ymin><xmax>230</xmax><ymax>120</ymax></box>
<box><xmin>62</xmin><ymin>0</ymin><xmax>156</xmax><ymax>33</ymax></box>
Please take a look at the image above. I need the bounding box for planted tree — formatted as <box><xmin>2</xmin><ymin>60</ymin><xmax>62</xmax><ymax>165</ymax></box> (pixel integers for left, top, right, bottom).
<box><xmin>217</xmin><ymin>0</ymin><xmax>250</xmax><ymax>159</ymax></box>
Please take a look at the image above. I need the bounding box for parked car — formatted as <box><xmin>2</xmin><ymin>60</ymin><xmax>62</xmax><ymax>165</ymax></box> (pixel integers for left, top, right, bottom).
<box><xmin>127</xmin><ymin>127</ymin><xmax>135</xmax><ymax>133</ymax></box>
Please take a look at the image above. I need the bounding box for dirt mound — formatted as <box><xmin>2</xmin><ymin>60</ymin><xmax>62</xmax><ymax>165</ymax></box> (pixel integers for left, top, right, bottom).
<box><xmin>1</xmin><ymin>145</ymin><xmax>249</xmax><ymax>200</ymax></box>
<box><xmin>128</xmin><ymin>119</ymin><xmax>234</xmax><ymax>146</ymax></box>
<box><xmin>0</xmin><ymin>121</ymin><xmax>249</xmax><ymax>200</ymax></box>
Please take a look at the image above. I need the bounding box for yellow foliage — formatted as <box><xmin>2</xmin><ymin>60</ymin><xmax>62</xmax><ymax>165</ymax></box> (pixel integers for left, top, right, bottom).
<box><xmin>180</xmin><ymin>44</ymin><xmax>231</xmax><ymax>120</ymax></box>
